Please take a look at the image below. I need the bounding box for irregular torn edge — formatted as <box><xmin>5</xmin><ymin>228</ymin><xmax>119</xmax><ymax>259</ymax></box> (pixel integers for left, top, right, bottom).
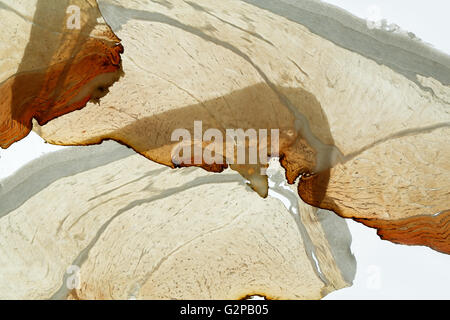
<box><xmin>0</xmin><ymin>1</ymin><xmax>124</xmax><ymax>149</ymax></box>
<box><xmin>16</xmin><ymin>0</ymin><xmax>450</xmax><ymax>254</ymax></box>
<box><xmin>297</xmin><ymin>172</ymin><xmax>450</xmax><ymax>254</ymax></box>
<box><xmin>355</xmin><ymin>210</ymin><xmax>450</xmax><ymax>254</ymax></box>
<box><xmin>0</xmin><ymin>142</ymin><xmax>355</xmax><ymax>299</ymax></box>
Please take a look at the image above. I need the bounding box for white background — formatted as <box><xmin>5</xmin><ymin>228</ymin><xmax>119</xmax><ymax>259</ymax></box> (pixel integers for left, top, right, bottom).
<box><xmin>321</xmin><ymin>0</ymin><xmax>450</xmax><ymax>299</ymax></box>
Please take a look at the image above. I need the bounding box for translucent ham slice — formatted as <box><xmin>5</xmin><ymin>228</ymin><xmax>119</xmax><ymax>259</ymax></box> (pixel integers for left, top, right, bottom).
<box><xmin>0</xmin><ymin>143</ymin><xmax>355</xmax><ymax>299</ymax></box>
<box><xmin>0</xmin><ymin>0</ymin><xmax>123</xmax><ymax>148</ymax></box>
<box><xmin>7</xmin><ymin>0</ymin><xmax>450</xmax><ymax>253</ymax></box>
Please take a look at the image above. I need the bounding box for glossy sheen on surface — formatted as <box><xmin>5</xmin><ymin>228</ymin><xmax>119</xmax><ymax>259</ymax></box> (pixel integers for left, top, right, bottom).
<box><xmin>30</xmin><ymin>0</ymin><xmax>450</xmax><ymax>253</ymax></box>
